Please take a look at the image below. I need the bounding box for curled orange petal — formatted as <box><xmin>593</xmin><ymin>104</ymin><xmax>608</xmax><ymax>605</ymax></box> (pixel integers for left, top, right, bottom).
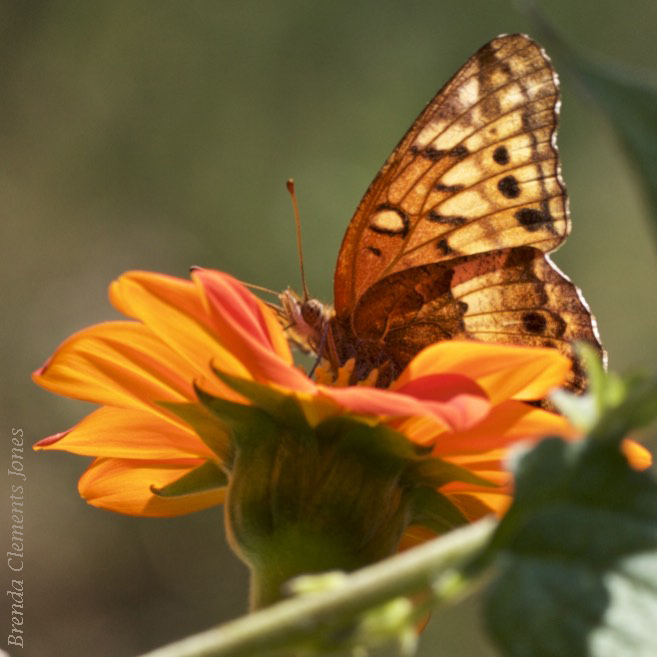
<box><xmin>398</xmin><ymin>341</ymin><xmax>571</xmax><ymax>404</ymax></box>
<box><xmin>430</xmin><ymin>400</ymin><xmax>577</xmax><ymax>456</ymax></box>
<box><xmin>110</xmin><ymin>271</ymin><xmax>249</xmax><ymax>398</ymax></box>
<box><xmin>194</xmin><ymin>269</ymin><xmax>314</xmax><ymax>392</ymax></box>
<box><xmin>79</xmin><ymin>457</ymin><xmax>225</xmax><ymax>517</ymax></box>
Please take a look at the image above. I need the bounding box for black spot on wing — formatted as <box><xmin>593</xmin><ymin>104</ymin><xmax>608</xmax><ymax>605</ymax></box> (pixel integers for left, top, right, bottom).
<box><xmin>410</xmin><ymin>145</ymin><xmax>445</xmax><ymax>161</ymax></box>
<box><xmin>514</xmin><ymin>201</ymin><xmax>556</xmax><ymax>233</ymax></box>
<box><xmin>367</xmin><ymin>246</ymin><xmax>382</xmax><ymax>257</ymax></box>
<box><xmin>411</xmin><ymin>145</ymin><xmax>467</xmax><ymax>161</ymax></box>
<box><xmin>449</xmin><ymin>145</ymin><xmax>469</xmax><ymax>159</ymax></box>
<box><xmin>522</xmin><ymin>311</ymin><xmax>547</xmax><ymax>335</ymax></box>
<box><xmin>436</xmin><ymin>239</ymin><xmax>454</xmax><ymax>255</ymax></box>
<box><xmin>498</xmin><ymin>175</ymin><xmax>521</xmax><ymax>199</ymax></box>
<box><xmin>493</xmin><ymin>145</ymin><xmax>510</xmax><ymax>165</ymax></box>
<box><xmin>435</xmin><ymin>183</ymin><xmax>465</xmax><ymax>193</ymax></box>
<box><xmin>427</xmin><ymin>211</ymin><xmax>467</xmax><ymax>226</ymax></box>
<box><xmin>522</xmin><ymin>310</ymin><xmax>567</xmax><ymax>338</ymax></box>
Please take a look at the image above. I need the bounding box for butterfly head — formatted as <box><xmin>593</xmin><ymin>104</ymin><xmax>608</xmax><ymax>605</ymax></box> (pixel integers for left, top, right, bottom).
<box><xmin>278</xmin><ymin>288</ymin><xmax>334</xmax><ymax>356</ymax></box>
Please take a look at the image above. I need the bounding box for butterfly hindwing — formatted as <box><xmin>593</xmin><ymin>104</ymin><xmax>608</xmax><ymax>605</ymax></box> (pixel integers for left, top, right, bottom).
<box><xmin>334</xmin><ymin>34</ymin><xmax>568</xmax><ymax>317</ymax></box>
<box><xmin>341</xmin><ymin>247</ymin><xmax>596</xmax><ymax>391</ymax></box>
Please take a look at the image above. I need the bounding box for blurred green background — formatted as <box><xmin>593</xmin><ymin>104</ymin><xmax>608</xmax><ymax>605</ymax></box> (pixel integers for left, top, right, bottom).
<box><xmin>3</xmin><ymin>1</ymin><xmax>656</xmax><ymax>655</ymax></box>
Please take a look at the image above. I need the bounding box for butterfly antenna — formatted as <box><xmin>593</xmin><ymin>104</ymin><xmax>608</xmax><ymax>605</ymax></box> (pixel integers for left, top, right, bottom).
<box><xmin>242</xmin><ymin>281</ymin><xmax>279</xmax><ymax>297</ymax></box>
<box><xmin>287</xmin><ymin>178</ymin><xmax>310</xmax><ymax>301</ymax></box>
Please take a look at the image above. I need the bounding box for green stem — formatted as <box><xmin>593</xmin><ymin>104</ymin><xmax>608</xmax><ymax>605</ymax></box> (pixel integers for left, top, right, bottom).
<box><xmin>135</xmin><ymin>518</ymin><xmax>496</xmax><ymax>657</ymax></box>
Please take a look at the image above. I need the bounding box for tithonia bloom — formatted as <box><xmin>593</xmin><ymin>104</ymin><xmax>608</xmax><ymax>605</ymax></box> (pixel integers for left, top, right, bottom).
<box><xmin>33</xmin><ymin>268</ymin><xmax>650</xmax><ymax>606</ymax></box>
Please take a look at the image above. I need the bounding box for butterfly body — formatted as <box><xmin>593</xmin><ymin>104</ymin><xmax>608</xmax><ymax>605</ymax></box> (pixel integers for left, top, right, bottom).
<box><xmin>281</xmin><ymin>34</ymin><xmax>602</xmax><ymax>393</ymax></box>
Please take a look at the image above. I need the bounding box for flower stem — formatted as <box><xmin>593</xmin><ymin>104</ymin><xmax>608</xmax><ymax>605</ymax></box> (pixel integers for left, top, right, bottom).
<box><xmin>135</xmin><ymin>518</ymin><xmax>496</xmax><ymax>657</ymax></box>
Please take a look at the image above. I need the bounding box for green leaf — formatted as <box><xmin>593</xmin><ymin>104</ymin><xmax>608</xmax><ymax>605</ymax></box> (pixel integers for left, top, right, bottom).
<box><xmin>588</xmin><ymin>374</ymin><xmax>657</xmax><ymax>450</ymax></box>
<box><xmin>552</xmin><ymin>345</ymin><xmax>657</xmax><ymax>438</ymax></box>
<box><xmin>525</xmin><ymin>5</ymin><xmax>657</xmax><ymax>238</ymax></box>
<box><xmin>484</xmin><ymin>434</ymin><xmax>657</xmax><ymax>657</ymax></box>
<box><xmin>151</xmin><ymin>460</ymin><xmax>228</xmax><ymax>498</ymax></box>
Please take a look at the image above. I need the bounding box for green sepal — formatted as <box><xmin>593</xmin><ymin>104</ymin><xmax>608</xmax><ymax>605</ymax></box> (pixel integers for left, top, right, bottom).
<box><xmin>158</xmin><ymin>400</ymin><xmax>232</xmax><ymax>462</ymax></box>
<box><xmin>406</xmin><ymin>455</ymin><xmax>494</xmax><ymax>535</ymax></box>
<box><xmin>209</xmin><ymin>365</ymin><xmax>309</xmax><ymax>430</ymax></box>
<box><xmin>194</xmin><ymin>382</ymin><xmax>268</xmax><ymax>426</ymax></box>
<box><xmin>315</xmin><ymin>415</ymin><xmax>427</xmax><ymax>463</ymax></box>
<box><xmin>411</xmin><ymin>456</ymin><xmax>494</xmax><ymax>489</ymax></box>
<box><xmin>193</xmin><ymin>382</ymin><xmax>285</xmax><ymax>455</ymax></box>
<box><xmin>151</xmin><ymin>460</ymin><xmax>228</xmax><ymax>498</ymax></box>
<box><xmin>407</xmin><ymin>487</ymin><xmax>469</xmax><ymax>534</ymax></box>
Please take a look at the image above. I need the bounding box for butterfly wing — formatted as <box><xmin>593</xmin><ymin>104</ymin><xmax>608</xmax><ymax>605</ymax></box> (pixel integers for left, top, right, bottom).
<box><xmin>342</xmin><ymin>247</ymin><xmax>598</xmax><ymax>391</ymax></box>
<box><xmin>334</xmin><ymin>34</ymin><xmax>568</xmax><ymax>317</ymax></box>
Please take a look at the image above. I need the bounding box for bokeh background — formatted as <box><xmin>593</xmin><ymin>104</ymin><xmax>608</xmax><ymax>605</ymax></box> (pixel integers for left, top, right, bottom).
<box><xmin>3</xmin><ymin>1</ymin><xmax>657</xmax><ymax>655</ymax></box>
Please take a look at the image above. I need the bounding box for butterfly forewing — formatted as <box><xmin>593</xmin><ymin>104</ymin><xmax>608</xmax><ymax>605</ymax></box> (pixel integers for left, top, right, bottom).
<box><xmin>334</xmin><ymin>34</ymin><xmax>569</xmax><ymax>316</ymax></box>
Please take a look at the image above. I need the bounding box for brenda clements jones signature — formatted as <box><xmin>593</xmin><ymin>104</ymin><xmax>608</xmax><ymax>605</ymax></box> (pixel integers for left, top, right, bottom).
<box><xmin>8</xmin><ymin>428</ymin><xmax>25</xmax><ymax>649</ymax></box>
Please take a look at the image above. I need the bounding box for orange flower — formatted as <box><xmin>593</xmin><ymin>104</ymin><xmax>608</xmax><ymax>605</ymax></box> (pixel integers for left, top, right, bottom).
<box><xmin>33</xmin><ymin>267</ymin><xmax>605</xmax><ymax>526</ymax></box>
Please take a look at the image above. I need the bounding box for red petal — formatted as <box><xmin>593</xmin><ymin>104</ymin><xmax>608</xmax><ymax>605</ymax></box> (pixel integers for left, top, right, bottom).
<box><xmin>194</xmin><ymin>269</ymin><xmax>314</xmax><ymax>392</ymax></box>
<box><xmin>394</xmin><ymin>374</ymin><xmax>490</xmax><ymax>431</ymax></box>
<box><xmin>319</xmin><ymin>375</ymin><xmax>489</xmax><ymax>432</ymax></box>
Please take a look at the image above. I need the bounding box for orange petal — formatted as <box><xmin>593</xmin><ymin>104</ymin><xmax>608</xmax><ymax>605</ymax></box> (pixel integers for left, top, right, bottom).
<box><xmin>392</xmin><ymin>415</ymin><xmax>447</xmax><ymax>446</ymax></box>
<box><xmin>109</xmin><ymin>271</ymin><xmax>248</xmax><ymax>400</ymax></box>
<box><xmin>33</xmin><ymin>322</ymin><xmax>202</xmax><ymax>425</ymax></box>
<box><xmin>398</xmin><ymin>341</ymin><xmax>571</xmax><ymax>404</ymax></box>
<box><xmin>34</xmin><ymin>406</ymin><xmax>219</xmax><ymax>461</ymax></box>
<box><xmin>621</xmin><ymin>439</ymin><xmax>652</xmax><ymax>470</ymax></box>
<box><xmin>194</xmin><ymin>269</ymin><xmax>314</xmax><ymax>392</ymax></box>
<box><xmin>400</xmin><ymin>526</ymin><xmax>438</xmax><ymax>550</ymax></box>
<box><xmin>441</xmin><ymin>463</ymin><xmax>510</xmax><ymax>488</ymax></box>
<box><xmin>79</xmin><ymin>457</ymin><xmax>225</xmax><ymax>516</ymax></box>
<box><xmin>430</xmin><ymin>400</ymin><xmax>576</xmax><ymax>456</ymax></box>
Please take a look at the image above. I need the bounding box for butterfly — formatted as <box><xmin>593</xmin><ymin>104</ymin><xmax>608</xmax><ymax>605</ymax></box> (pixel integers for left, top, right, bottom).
<box><xmin>279</xmin><ymin>33</ymin><xmax>602</xmax><ymax>392</ymax></box>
